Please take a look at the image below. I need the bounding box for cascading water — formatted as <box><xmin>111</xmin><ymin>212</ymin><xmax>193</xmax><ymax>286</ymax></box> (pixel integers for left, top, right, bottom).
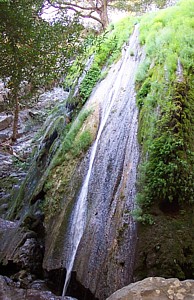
<box><xmin>62</xmin><ymin>91</ymin><xmax>115</xmax><ymax>296</ymax></box>
<box><xmin>62</xmin><ymin>25</ymin><xmax>144</xmax><ymax>298</ymax></box>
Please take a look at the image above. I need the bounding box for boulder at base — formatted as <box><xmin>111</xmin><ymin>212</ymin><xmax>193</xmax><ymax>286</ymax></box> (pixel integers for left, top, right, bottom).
<box><xmin>106</xmin><ymin>277</ymin><xmax>194</xmax><ymax>300</ymax></box>
<box><xmin>0</xmin><ymin>275</ymin><xmax>76</xmax><ymax>300</ymax></box>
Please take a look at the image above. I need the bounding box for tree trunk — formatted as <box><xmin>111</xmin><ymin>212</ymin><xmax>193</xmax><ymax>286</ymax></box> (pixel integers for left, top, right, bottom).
<box><xmin>98</xmin><ymin>0</ymin><xmax>109</xmax><ymax>29</ymax></box>
<box><xmin>12</xmin><ymin>96</ymin><xmax>19</xmax><ymax>142</ymax></box>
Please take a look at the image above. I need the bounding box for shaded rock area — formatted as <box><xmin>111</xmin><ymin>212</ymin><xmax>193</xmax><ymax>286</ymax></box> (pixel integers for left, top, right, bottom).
<box><xmin>0</xmin><ymin>87</ymin><xmax>68</xmax><ymax>217</ymax></box>
<box><xmin>0</xmin><ymin>275</ymin><xmax>76</xmax><ymax>300</ymax></box>
<box><xmin>106</xmin><ymin>277</ymin><xmax>194</xmax><ymax>300</ymax></box>
<box><xmin>0</xmin><ymin>215</ymin><xmax>44</xmax><ymax>285</ymax></box>
<box><xmin>0</xmin><ymin>87</ymin><xmax>70</xmax><ymax>298</ymax></box>
<box><xmin>133</xmin><ymin>208</ymin><xmax>194</xmax><ymax>282</ymax></box>
<box><xmin>0</xmin><ymin>212</ymin><xmax>78</xmax><ymax>299</ymax></box>
<box><xmin>0</xmin><ymin>150</ymin><xmax>27</xmax><ymax>218</ymax></box>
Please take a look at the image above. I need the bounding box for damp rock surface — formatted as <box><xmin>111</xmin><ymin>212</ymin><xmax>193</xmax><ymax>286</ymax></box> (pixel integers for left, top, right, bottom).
<box><xmin>70</xmin><ymin>25</ymin><xmax>145</xmax><ymax>300</ymax></box>
<box><xmin>106</xmin><ymin>277</ymin><xmax>194</xmax><ymax>300</ymax></box>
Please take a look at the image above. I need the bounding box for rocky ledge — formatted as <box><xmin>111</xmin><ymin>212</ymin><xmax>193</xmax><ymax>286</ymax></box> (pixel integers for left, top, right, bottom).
<box><xmin>106</xmin><ymin>277</ymin><xmax>194</xmax><ymax>300</ymax></box>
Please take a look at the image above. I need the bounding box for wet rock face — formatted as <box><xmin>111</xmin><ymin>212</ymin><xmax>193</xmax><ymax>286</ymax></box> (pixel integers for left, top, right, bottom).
<box><xmin>67</xmin><ymin>26</ymin><xmax>145</xmax><ymax>300</ymax></box>
<box><xmin>106</xmin><ymin>277</ymin><xmax>194</xmax><ymax>300</ymax></box>
<box><xmin>0</xmin><ymin>87</ymin><xmax>73</xmax><ymax>297</ymax></box>
<box><xmin>41</xmin><ymin>26</ymin><xmax>145</xmax><ymax>300</ymax></box>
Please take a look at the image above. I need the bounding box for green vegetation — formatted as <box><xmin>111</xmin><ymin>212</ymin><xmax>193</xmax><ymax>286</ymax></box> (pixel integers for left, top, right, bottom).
<box><xmin>8</xmin><ymin>108</ymin><xmax>93</xmax><ymax>220</ymax></box>
<box><xmin>0</xmin><ymin>0</ymin><xmax>83</xmax><ymax>140</ymax></box>
<box><xmin>36</xmin><ymin>21</ymin><xmax>129</xmax><ymax>217</ymax></box>
<box><xmin>94</xmin><ymin>17</ymin><xmax>135</xmax><ymax>66</ymax></box>
<box><xmin>79</xmin><ymin>66</ymin><xmax>101</xmax><ymax>103</ymax></box>
<box><xmin>53</xmin><ymin>110</ymin><xmax>92</xmax><ymax>166</ymax></box>
<box><xmin>135</xmin><ymin>0</ymin><xmax>194</xmax><ymax>221</ymax></box>
<box><xmin>38</xmin><ymin>15</ymin><xmax>136</xmax><ymax>220</ymax></box>
<box><xmin>65</xmin><ymin>17</ymin><xmax>135</xmax><ymax>107</ymax></box>
<box><xmin>42</xmin><ymin>109</ymin><xmax>93</xmax><ymax>218</ymax></box>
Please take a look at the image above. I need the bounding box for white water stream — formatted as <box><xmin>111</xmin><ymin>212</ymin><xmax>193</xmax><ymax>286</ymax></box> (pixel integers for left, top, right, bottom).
<box><xmin>62</xmin><ymin>74</ymin><xmax>117</xmax><ymax>298</ymax></box>
<box><xmin>62</xmin><ymin>25</ymin><xmax>141</xmax><ymax>297</ymax></box>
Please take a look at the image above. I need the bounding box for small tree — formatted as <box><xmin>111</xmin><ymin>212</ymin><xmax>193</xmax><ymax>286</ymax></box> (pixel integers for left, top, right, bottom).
<box><xmin>0</xmin><ymin>0</ymin><xmax>83</xmax><ymax>141</ymax></box>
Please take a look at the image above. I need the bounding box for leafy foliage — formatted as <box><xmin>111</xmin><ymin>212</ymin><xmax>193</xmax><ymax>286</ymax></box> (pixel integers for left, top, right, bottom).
<box><xmin>0</xmin><ymin>0</ymin><xmax>83</xmax><ymax>139</ymax></box>
<box><xmin>79</xmin><ymin>66</ymin><xmax>101</xmax><ymax>103</ymax></box>
<box><xmin>65</xmin><ymin>16</ymin><xmax>134</xmax><ymax>106</ymax></box>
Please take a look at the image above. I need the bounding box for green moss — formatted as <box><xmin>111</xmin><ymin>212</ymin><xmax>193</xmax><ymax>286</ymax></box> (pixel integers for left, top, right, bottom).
<box><xmin>43</xmin><ymin>128</ymin><xmax>92</xmax><ymax>219</ymax></box>
<box><xmin>134</xmin><ymin>0</ymin><xmax>194</xmax><ymax>281</ymax></box>
<box><xmin>42</xmin><ymin>109</ymin><xmax>95</xmax><ymax>219</ymax></box>
<box><xmin>71</xmin><ymin>130</ymin><xmax>92</xmax><ymax>157</ymax></box>
<box><xmin>52</xmin><ymin>110</ymin><xmax>91</xmax><ymax>167</ymax></box>
<box><xmin>8</xmin><ymin>184</ymin><xmax>25</xmax><ymax>219</ymax></box>
<box><xmin>136</xmin><ymin>77</ymin><xmax>151</xmax><ymax>109</ymax></box>
<box><xmin>50</xmin><ymin>198</ymin><xmax>76</xmax><ymax>258</ymax></box>
<box><xmin>137</xmin><ymin>79</ymin><xmax>194</xmax><ymax>213</ymax></box>
<box><xmin>135</xmin><ymin>0</ymin><xmax>194</xmax><ymax>217</ymax></box>
<box><xmin>0</xmin><ymin>176</ymin><xmax>18</xmax><ymax>194</ymax></box>
<box><xmin>43</xmin><ymin>159</ymin><xmax>78</xmax><ymax>219</ymax></box>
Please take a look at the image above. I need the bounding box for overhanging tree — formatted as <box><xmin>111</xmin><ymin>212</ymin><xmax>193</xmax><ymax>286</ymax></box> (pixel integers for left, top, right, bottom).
<box><xmin>45</xmin><ymin>0</ymin><xmax>170</xmax><ymax>29</ymax></box>
<box><xmin>0</xmin><ymin>0</ymin><xmax>83</xmax><ymax>141</ymax></box>
<box><xmin>46</xmin><ymin>0</ymin><xmax>111</xmax><ymax>29</ymax></box>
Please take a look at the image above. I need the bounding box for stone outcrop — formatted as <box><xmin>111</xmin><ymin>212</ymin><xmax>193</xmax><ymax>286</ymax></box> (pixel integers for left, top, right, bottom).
<box><xmin>106</xmin><ymin>277</ymin><xmax>194</xmax><ymax>300</ymax></box>
<box><xmin>0</xmin><ymin>275</ymin><xmax>76</xmax><ymax>300</ymax></box>
<box><xmin>0</xmin><ymin>216</ymin><xmax>44</xmax><ymax>288</ymax></box>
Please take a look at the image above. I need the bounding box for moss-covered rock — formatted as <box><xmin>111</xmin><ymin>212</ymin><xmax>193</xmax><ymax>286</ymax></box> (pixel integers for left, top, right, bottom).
<box><xmin>134</xmin><ymin>206</ymin><xmax>194</xmax><ymax>280</ymax></box>
<box><xmin>134</xmin><ymin>0</ymin><xmax>194</xmax><ymax>281</ymax></box>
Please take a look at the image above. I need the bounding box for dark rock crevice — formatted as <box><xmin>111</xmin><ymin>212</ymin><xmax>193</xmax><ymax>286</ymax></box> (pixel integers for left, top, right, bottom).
<box><xmin>66</xmin><ymin>271</ymin><xmax>99</xmax><ymax>300</ymax></box>
<box><xmin>44</xmin><ymin>268</ymin><xmax>98</xmax><ymax>300</ymax></box>
<box><xmin>0</xmin><ymin>260</ymin><xmax>20</xmax><ymax>277</ymax></box>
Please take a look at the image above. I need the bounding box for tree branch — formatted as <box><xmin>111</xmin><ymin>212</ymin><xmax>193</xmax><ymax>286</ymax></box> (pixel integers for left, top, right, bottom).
<box><xmin>46</xmin><ymin>0</ymin><xmax>104</xmax><ymax>27</ymax></box>
<box><xmin>62</xmin><ymin>5</ymin><xmax>104</xmax><ymax>26</ymax></box>
<box><xmin>47</xmin><ymin>0</ymin><xmax>97</xmax><ymax>11</ymax></box>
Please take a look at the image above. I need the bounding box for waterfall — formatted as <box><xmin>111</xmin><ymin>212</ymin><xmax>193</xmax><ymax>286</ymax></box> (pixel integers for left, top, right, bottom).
<box><xmin>62</xmin><ymin>48</ymin><xmax>125</xmax><ymax>298</ymax></box>
<box><xmin>62</xmin><ymin>25</ymin><xmax>144</xmax><ymax>298</ymax></box>
<box><xmin>62</xmin><ymin>90</ymin><xmax>114</xmax><ymax>296</ymax></box>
